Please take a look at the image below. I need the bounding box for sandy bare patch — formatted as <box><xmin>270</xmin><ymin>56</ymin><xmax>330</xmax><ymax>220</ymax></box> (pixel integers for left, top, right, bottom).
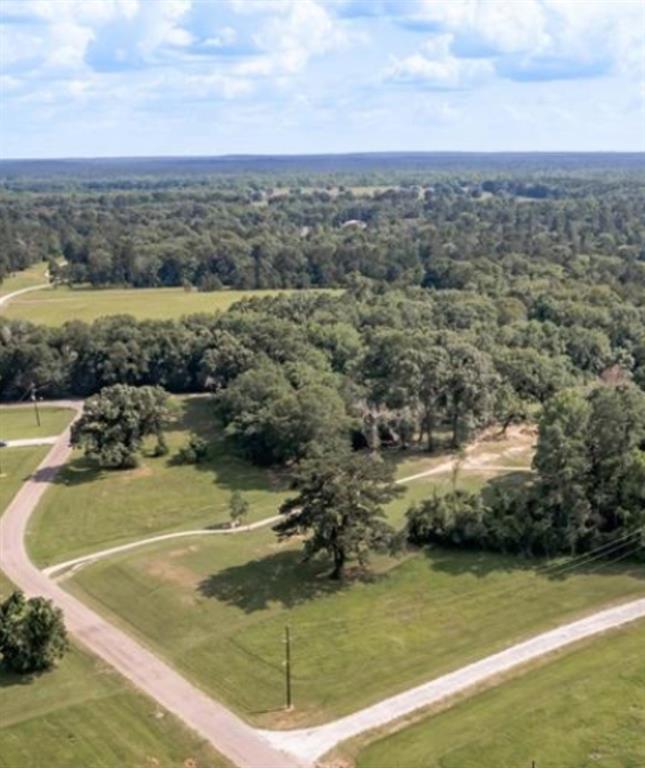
<box><xmin>168</xmin><ymin>544</ymin><xmax>199</xmax><ymax>559</ymax></box>
<box><xmin>144</xmin><ymin>558</ymin><xmax>198</xmax><ymax>588</ymax></box>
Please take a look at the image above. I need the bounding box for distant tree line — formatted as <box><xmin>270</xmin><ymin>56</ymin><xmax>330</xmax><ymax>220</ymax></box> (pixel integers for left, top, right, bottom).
<box><xmin>1</xmin><ymin>172</ymin><xmax>643</xmax><ymax>294</ymax></box>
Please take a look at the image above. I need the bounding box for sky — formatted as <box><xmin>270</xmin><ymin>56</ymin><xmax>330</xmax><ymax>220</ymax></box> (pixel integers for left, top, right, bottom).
<box><xmin>0</xmin><ymin>0</ymin><xmax>644</xmax><ymax>159</ymax></box>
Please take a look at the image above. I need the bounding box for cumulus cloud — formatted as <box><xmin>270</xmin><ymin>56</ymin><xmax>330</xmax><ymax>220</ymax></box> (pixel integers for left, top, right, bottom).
<box><xmin>385</xmin><ymin>33</ymin><xmax>493</xmax><ymax>89</ymax></box>
<box><xmin>387</xmin><ymin>0</ymin><xmax>644</xmax><ymax>82</ymax></box>
<box><xmin>1</xmin><ymin>0</ymin><xmax>642</xmax><ymax>157</ymax></box>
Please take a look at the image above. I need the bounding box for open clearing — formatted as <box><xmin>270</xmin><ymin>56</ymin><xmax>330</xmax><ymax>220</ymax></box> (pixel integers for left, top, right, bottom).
<box><xmin>354</xmin><ymin>619</ymin><xmax>645</xmax><ymax>768</ymax></box>
<box><xmin>0</xmin><ymin>405</ymin><xmax>76</xmax><ymax>441</ymax></box>
<box><xmin>0</xmin><ymin>447</ymin><xmax>229</xmax><ymax>768</ymax></box>
<box><xmin>65</xmin><ymin>526</ymin><xmax>645</xmax><ymax>729</ymax></box>
<box><xmin>27</xmin><ymin>401</ymin><xmax>644</xmax><ymax>737</ymax></box>
<box><xmin>0</xmin><ymin>284</ymin><xmax>331</xmax><ymax>325</ymax></box>
<box><xmin>27</xmin><ymin>397</ymin><xmax>292</xmax><ymax>566</ymax></box>
<box><xmin>28</xmin><ymin>399</ymin><xmax>535</xmax><ymax>567</ymax></box>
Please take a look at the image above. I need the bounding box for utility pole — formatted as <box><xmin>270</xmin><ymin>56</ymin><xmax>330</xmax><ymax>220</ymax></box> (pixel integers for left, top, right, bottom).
<box><xmin>31</xmin><ymin>386</ymin><xmax>41</xmax><ymax>427</ymax></box>
<box><xmin>284</xmin><ymin>625</ymin><xmax>293</xmax><ymax>711</ymax></box>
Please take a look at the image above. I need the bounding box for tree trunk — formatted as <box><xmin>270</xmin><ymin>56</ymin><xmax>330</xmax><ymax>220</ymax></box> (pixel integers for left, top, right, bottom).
<box><xmin>451</xmin><ymin>408</ymin><xmax>460</xmax><ymax>448</ymax></box>
<box><xmin>330</xmin><ymin>547</ymin><xmax>346</xmax><ymax>580</ymax></box>
<box><xmin>426</xmin><ymin>408</ymin><xmax>435</xmax><ymax>453</ymax></box>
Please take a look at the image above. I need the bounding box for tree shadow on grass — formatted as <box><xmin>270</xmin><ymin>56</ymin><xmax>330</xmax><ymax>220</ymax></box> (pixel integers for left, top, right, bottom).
<box><xmin>32</xmin><ymin>455</ymin><xmax>103</xmax><ymax>487</ymax></box>
<box><xmin>197</xmin><ymin>549</ymin><xmax>381</xmax><ymax>613</ymax></box>
<box><xmin>0</xmin><ymin>667</ymin><xmax>45</xmax><ymax>689</ymax></box>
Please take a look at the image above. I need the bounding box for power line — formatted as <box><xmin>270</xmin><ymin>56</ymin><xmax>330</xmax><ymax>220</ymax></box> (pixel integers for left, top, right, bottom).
<box><xmin>283</xmin><ymin>527</ymin><xmax>645</xmax><ymax>635</ymax></box>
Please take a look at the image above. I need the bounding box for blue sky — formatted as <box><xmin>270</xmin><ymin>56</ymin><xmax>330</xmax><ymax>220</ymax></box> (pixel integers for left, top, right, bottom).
<box><xmin>1</xmin><ymin>0</ymin><xmax>643</xmax><ymax>158</ymax></box>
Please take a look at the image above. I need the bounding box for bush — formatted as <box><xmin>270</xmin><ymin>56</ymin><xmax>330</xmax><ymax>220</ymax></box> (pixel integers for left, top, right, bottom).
<box><xmin>0</xmin><ymin>591</ymin><xmax>68</xmax><ymax>674</ymax></box>
<box><xmin>176</xmin><ymin>434</ymin><xmax>209</xmax><ymax>464</ymax></box>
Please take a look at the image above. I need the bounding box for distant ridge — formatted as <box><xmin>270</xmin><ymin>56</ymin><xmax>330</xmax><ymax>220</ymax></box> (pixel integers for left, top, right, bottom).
<box><xmin>1</xmin><ymin>151</ymin><xmax>643</xmax><ymax>179</ymax></box>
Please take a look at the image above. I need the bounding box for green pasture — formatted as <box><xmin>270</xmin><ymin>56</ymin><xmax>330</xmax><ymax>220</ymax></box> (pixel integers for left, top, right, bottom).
<box><xmin>0</xmin><ymin>284</ymin><xmax>326</xmax><ymax>325</ymax></box>
<box><xmin>28</xmin><ymin>397</ymin><xmax>535</xmax><ymax>566</ymax></box>
<box><xmin>0</xmin><ymin>262</ymin><xmax>48</xmax><ymax>298</ymax></box>
<box><xmin>27</xmin><ymin>397</ymin><xmax>292</xmax><ymax>567</ymax></box>
<box><xmin>355</xmin><ymin>620</ymin><xmax>645</xmax><ymax>768</ymax></box>
<box><xmin>0</xmin><ymin>405</ymin><xmax>75</xmax><ymax>441</ymax></box>
<box><xmin>66</xmin><ymin>526</ymin><xmax>645</xmax><ymax>729</ymax></box>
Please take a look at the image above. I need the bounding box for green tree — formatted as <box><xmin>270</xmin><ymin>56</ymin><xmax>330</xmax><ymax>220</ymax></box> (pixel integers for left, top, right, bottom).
<box><xmin>229</xmin><ymin>490</ymin><xmax>250</xmax><ymax>528</ymax></box>
<box><xmin>274</xmin><ymin>451</ymin><xmax>403</xmax><ymax>579</ymax></box>
<box><xmin>217</xmin><ymin>360</ymin><xmax>350</xmax><ymax>465</ymax></box>
<box><xmin>444</xmin><ymin>342</ymin><xmax>499</xmax><ymax>447</ymax></box>
<box><xmin>71</xmin><ymin>384</ymin><xmax>168</xmax><ymax>469</ymax></box>
<box><xmin>0</xmin><ymin>591</ymin><xmax>68</xmax><ymax>674</ymax></box>
<box><xmin>533</xmin><ymin>389</ymin><xmax>592</xmax><ymax>552</ymax></box>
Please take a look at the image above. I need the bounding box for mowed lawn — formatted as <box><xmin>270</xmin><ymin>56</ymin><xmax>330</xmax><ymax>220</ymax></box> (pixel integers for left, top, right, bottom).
<box><xmin>0</xmin><ymin>566</ymin><xmax>229</xmax><ymax>768</ymax></box>
<box><xmin>0</xmin><ymin>405</ymin><xmax>75</xmax><ymax>441</ymax></box>
<box><xmin>0</xmin><ymin>450</ymin><xmax>229</xmax><ymax>768</ymax></box>
<box><xmin>0</xmin><ymin>445</ymin><xmax>50</xmax><ymax>512</ymax></box>
<box><xmin>0</xmin><ymin>284</ymin><xmax>324</xmax><ymax>325</ymax></box>
<box><xmin>27</xmin><ymin>397</ymin><xmax>534</xmax><ymax>567</ymax></box>
<box><xmin>355</xmin><ymin>620</ymin><xmax>645</xmax><ymax>768</ymax></box>
<box><xmin>66</xmin><ymin>525</ymin><xmax>645</xmax><ymax>728</ymax></box>
<box><xmin>28</xmin><ymin>396</ymin><xmax>292</xmax><ymax>566</ymax></box>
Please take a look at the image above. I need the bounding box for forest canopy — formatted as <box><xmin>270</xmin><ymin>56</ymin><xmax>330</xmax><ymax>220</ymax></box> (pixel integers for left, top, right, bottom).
<box><xmin>1</xmin><ymin>159</ymin><xmax>643</xmax><ymax>560</ymax></box>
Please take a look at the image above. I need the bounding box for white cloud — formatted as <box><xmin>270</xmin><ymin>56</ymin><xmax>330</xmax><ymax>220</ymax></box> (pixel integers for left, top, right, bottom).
<box><xmin>385</xmin><ymin>33</ymin><xmax>493</xmax><ymax>89</ymax></box>
<box><xmin>239</xmin><ymin>0</ymin><xmax>352</xmax><ymax>78</ymax></box>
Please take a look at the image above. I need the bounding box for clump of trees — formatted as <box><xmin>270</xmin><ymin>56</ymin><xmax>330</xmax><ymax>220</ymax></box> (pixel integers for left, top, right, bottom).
<box><xmin>0</xmin><ymin>591</ymin><xmax>68</xmax><ymax>674</ymax></box>
<box><xmin>216</xmin><ymin>359</ymin><xmax>352</xmax><ymax>465</ymax></box>
<box><xmin>71</xmin><ymin>384</ymin><xmax>168</xmax><ymax>469</ymax></box>
<box><xmin>274</xmin><ymin>451</ymin><xmax>403</xmax><ymax>579</ymax></box>
<box><xmin>407</xmin><ymin>383</ymin><xmax>645</xmax><ymax>558</ymax></box>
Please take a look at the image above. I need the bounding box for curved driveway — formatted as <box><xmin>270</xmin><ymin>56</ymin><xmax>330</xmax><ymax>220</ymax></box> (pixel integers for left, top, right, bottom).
<box><xmin>0</xmin><ymin>282</ymin><xmax>50</xmax><ymax>308</ymax></box>
<box><xmin>0</xmin><ymin>402</ymin><xmax>305</xmax><ymax>768</ymax></box>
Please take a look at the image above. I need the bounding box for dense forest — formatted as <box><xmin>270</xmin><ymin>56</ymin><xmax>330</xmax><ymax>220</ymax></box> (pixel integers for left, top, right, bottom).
<box><xmin>1</xmin><ymin>156</ymin><xmax>644</xmax><ymax>559</ymax></box>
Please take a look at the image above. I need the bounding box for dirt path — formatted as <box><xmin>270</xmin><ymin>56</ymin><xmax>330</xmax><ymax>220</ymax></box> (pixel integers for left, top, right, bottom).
<box><xmin>44</xmin><ymin>515</ymin><xmax>284</xmax><ymax>578</ymax></box>
<box><xmin>44</xmin><ymin>443</ymin><xmax>523</xmax><ymax>578</ymax></box>
<box><xmin>0</xmin><ymin>282</ymin><xmax>50</xmax><ymax>308</ymax></box>
<box><xmin>0</xmin><ymin>402</ymin><xmax>305</xmax><ymax>768</ymax></box>
<box><xmin>3</xmin><ymin>436</ymin><xmax>59</xmax><ymax>447</ymax></box>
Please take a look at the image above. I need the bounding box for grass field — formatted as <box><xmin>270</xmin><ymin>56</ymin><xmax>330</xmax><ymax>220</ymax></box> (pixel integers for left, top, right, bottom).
<box><xmin>354</xmin><ymin>620</ymin><xmax>645</xmax><ymax>768</ymax></box>
<box><xmin>0</xmin><ymin>405</ymin><xmax>75</xmax><ymax>441</ymax></box>
<box><xmin>0</xmin><ymin>446</ymin><xmax>229</xmax><ymax>768</ymax></box>
<box><xmin>27</xmin><ymin>400</ymin><xmax>535</xmax><ymax>567</ymax></box>
<box><xmin>0</xmin><ymin>446</ymin><xmax>50</xmax><ymax>512</ymax></box>
<box><xmin>0</xmin><ymin>284</ymin><xmax>324</xmax><ymax>325</ymax></box>
<box><xmin>0</xmin><ymin>262</ymin><xmax>48</xmax><ymax>298</ymax></box>
<box><xmin>28</xmin><ymin>397</ymin><xmax>292</xmax><ymax>566</ymax></box>
<box><xmin>0</xmin><ymin>564</ymin><xmax>229</xmax><ymax>768</ymax></box>
<box><xmin>66</xmin><ymin>525</ymin><xmax>645</xmax><ymax>728</ymax></box>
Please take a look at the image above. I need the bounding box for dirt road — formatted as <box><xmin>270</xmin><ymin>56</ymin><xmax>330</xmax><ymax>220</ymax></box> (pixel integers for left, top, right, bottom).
<box><xmin>0</xmin><ymin>403</ymin><xmax>305</xmax><ymax>768</ymax></box>
<box><xmin>2</xmin><ymin>403</ymin><xmax>644</xmax><ymax>768</ymax></box>
<box><xmin>0</xmin><ymin>282</ymin><xmax>50</xmax><ymax>308</ymax></box>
